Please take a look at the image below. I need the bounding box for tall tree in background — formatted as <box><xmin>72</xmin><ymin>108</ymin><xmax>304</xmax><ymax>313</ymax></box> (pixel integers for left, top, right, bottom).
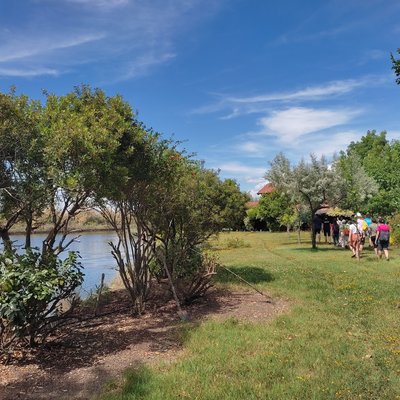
<box><xmin>256</xmin><ymin>190</ymin><xmax>292</xmax><ymax>231</ymax></box>
<box><xmin>217</xmin><ymin>179</ymin><xmax>249</xmax><ymax>230</ymax></box>
<box><xmin>346</xmin><ymin>130</ymin><xmax>400</xmax><ymax>214</ymax></box>
<box><xmin>333</xmin><ymin>151</ymin><xmax>378</xmax><ymax>212</ymax></box>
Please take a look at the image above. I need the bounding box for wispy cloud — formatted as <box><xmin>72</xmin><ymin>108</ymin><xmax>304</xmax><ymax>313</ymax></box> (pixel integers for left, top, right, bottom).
<box><xmin>358</xmin><ymin>49</ymin><xmax>388</xmax><ymax>65</ymax></box>
<box><xmin>258</xmin><ymin>107</ymin><xmax>361</xmax><ymax>143</ymax></box>
<box><xmin>217</xmin><ymin>162</ymin><xmax>265</xmax><ymax>176</ymax></box>
<box><xmin>64</xmin><ymin>0</ymin><xmax>129</xmax><ymax>9</ymax></box>
<box><xmin>236</xmin><ymin>141</ymin><xmax>262</xmax><ymax>154</ymax></box>
<box><xmin>248</xmin><ymin>180</ymin><xmax>268</xmax><ymax>199</ymax></box>
<box><xmin>273</xmin><ymin>25</ymin><xmax>351</xmax><ymax>46</ymax></box>
<box><xmin>227</xmin><ymin>79</ymin><xmax>367</xmax><ymax>104</ymax></box>
<box><xmin>117</xmin><ymin>52</ymin><xmax>177</xmax><ymax>81</ymax></box>
<box><xmin>1</xmin><ymin>0</ymin><xmax>222</xmax><ymax>80</ymax></box>
<box><xmin>193</xmin><ymin>77</ymin><xmax>379</xmax><ymax>117</ymax></box>
<box><xmin>0</xmin><ymin>67</ymin><xmax>59</xmax><ymax>77</ymax></box>
<box><xmin>299</xmin><ymin>130</ymin><xmax>362</xmax><ymax>158</ymax></box>
<box><xmin>0</xmin><ymin>34</ymin><xmax>106</xmax><ymax>63</ymax></box>
<box><xmin>215</xmin><ymin>162</ymin><xmax>267</xmax><ymax>188</ymax></box>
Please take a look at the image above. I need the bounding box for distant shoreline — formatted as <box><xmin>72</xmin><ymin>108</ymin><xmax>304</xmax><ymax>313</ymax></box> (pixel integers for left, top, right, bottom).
<box><xmin>9</xmin><ymin>227</ymin><xmax>114</xmax><ymax>235</ymax></box>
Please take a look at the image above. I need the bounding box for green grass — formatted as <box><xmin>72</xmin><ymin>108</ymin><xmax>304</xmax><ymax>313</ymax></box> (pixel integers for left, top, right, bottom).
<box><xmin>98</xmin><ymin>232</ymin><xmax>400</xmax><ymax>400</ymax></box>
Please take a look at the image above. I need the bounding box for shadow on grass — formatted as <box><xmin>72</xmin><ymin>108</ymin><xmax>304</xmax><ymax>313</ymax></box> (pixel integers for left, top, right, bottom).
<box><xmin>2</xmin><ymin>284</ymin><xmax>279</xmax><ymax>400</ymax></box>
<box><xmin>292</xmin><ymin>246</ymin><xmax>347</xmax><ymax>252</ymax></box>
<box><xmin>117</xmin><ymin>366</ymin><xmax>153</xmax><ymax>399</ymax></box>
<box><xmin>215</xmin><ymin>266</ymin><xmax>274</xmax><ymax>284</ymax></box>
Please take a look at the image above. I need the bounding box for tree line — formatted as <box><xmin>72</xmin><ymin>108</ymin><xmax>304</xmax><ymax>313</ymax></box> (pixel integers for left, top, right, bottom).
<box><xmin>0</xmin><ymin>85</ymin><xmax>248</xmax><ymax>350</ymax></box>
<box><xmin>246</xmin><ymin>132</ymin><xmax>400</xmax><ymax>248</ymax></box>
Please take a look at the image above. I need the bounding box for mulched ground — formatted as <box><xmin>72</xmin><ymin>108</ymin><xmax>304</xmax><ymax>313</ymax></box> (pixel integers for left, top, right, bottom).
<box><xmin>0</xmin><ymin>288</ymin><xmax>289</xmax><ymax>400</ymax></box>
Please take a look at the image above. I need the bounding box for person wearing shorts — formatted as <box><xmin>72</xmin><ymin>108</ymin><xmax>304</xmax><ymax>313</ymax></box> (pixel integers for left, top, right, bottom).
<box><xmin>356</xmin><ymin>212</ymin><xmax>366</xmax><ymax>253</ymax></box>
<box><xmin>348</xmin><ymin>220</ymin><xmax>361</xmax><ymax>259</ymax></box>
<box><xmin>376</xmin><ymin>218</ymin><xmax>390</xmax><ymax>261</ymax></box>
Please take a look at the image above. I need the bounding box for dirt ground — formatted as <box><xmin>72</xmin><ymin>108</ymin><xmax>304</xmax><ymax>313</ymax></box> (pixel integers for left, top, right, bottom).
<box><xmin>0</xmin><ymin>288</ymin><xmax>289</xmax><ymax>400</ymax></box>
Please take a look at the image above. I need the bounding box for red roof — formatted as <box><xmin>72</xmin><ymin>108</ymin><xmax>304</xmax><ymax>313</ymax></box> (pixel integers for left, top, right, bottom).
<box><xmin>245</xmin><ymin>201</ymin><xmax>259</xmax><ymax>208</ymax></box>
<box><xmin>257</xmin><ymin>183</ymin><xmax>275</xmax><ymax>195</ymax></box>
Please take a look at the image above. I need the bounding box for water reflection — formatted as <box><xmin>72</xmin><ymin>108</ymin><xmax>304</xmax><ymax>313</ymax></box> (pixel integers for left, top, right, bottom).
<box><xmin>1</xmin><ymin>231</ymin><xmax>119</xmax><ymax>296</ymax></box>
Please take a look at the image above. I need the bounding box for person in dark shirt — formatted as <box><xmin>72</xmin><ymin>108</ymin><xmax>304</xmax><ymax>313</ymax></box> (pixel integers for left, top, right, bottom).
<box><xmin>323</xmin><ymin>216</ymin><xmax>331</xmax><ymax>244</ymax></box>
<box><xmin>332</xmin><ymin>218</ymin><xmax>340</xmax><ymax>246</ymax></box>
<box><xmin>313</xmin><ymin>214</ymin><xmax>322</xmax><ymax>243</ymax></box>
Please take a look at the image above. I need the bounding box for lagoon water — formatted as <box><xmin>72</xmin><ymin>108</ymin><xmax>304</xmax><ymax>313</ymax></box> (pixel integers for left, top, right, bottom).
<box><xmin>2</xmin><ymin>231</ymin><xmax>119</xmax><ymax>297</ymax></box>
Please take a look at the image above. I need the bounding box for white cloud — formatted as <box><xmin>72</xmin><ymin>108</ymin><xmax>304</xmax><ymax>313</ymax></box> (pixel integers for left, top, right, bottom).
<box><xmin>65</xmin><ymin>0</ymin><xmax>129</xmax><ymax>9</ymax></box>
<box><xmin>192</xmin><ymin>77</ymin><xmax>381</xmax><ymax>117</ymax></box>
<box><xmin>0</xmin><ymin>1</ymin><xmax>222</xmax><ymax>80</ymax></box>
<box><xmin>0</xmin><ymin>67</ymin><xmax>59</xmax><ymax>77</ymax></box>
<box><xmin>0</xmin><ymin>34</ymin><xmax>106</xmax><ymax>63</ymax></box>
<box><xmin>301</xmin><ymin>130</ymin><xmax>362</xmax><ymax>157</ymax></box>
<box><xmin>215</xmin><ymin>162</ymin><xmax>267</xmax><ymax>192</ymax></box>
<box><xmin>118</xmin><ymin>52</ymin><xmax>176</xmax><ymax>81</ymax></box>
<box><xmin>258</xmin><ymin>107</ymin><xmax>360</xmax><ymax>143</ymax></box>
<box><xmin>226</xmin><ymin>79</ymin><xmax>366</xmax><ymax>104</ymax></box>
<box><xmin>248</xmin><ymin>180</ymin><xmax>268</xmax><ymax>199</ymax></box>
<box><xmin>218</xmin><ymin>162</ymin><xmax>265</xmax><ymax>176</ymax></box>
<box><xmin>236</xmin><ymin>141</ymin><xmax>261</xmax><ymax>154</ymax></box>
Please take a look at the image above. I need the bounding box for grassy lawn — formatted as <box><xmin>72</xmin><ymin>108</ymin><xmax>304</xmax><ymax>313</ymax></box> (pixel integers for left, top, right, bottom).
<box><xmin>98</xmin><ymin>232</ymin><xmax>400</xmax><ymax>400</ymax></box>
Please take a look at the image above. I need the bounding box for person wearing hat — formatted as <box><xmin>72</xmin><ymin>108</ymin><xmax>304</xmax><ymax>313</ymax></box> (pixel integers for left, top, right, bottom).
<box><xmin>356</xmin><ymin>212</ymin><xmax>367</xmax><ymax>254</ymax></box>
<box><xmin>348</xmin><ymin>218</ymin><xmax>361</xmax><ymax>259</ymax></box>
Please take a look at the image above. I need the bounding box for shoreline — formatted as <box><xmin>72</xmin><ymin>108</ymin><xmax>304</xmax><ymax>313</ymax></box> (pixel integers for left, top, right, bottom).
<box><xmin>9</xmin><ymin>227</ymin><xmax>114</xmax><ymax>235</ymax></box>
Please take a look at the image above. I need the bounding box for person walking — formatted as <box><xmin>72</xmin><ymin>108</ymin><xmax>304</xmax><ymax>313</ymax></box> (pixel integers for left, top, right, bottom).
<box><xmin>356</xmin><ymin>212</ymin><xmax>368</xmax><ymax>254</ymax></box>
<box><xmin>313</xmin><ymin>214</ymin><xmax>322</xmax><ymax>243</ymax></box>
<box><xmin>348</xmin><ymin>218</ymin><xmax>361</xmax><ymax>260</ymax></box>
<box><xmin>339</xmin><ymin>218</ymin><xmax>350</xmax><ymax>248</ymax></box>
<box><xmin>368</xmin><ymin>218</ymin><xmax>379</xmax><ymax>257</ymax></box>
<box><xmin>376</xmin><ymin>218</ymin><xmax>390</xmax><ymax>261</ymax></box>
<box><xmin>323</xmin><ymin>215</ymin><xmax>331</xmax><ymax>244</ymax></box>
<box><xmin>332</xmin><ymin>218</ymin><xmax>340</xmax><ymax>246</ymax></box>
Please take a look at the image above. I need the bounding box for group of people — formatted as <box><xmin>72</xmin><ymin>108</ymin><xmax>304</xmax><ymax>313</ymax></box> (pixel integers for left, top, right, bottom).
<box><xmin>313</xmin><ymin>213</ymin><xmax>391</xmax><ymax>261</ymax></box>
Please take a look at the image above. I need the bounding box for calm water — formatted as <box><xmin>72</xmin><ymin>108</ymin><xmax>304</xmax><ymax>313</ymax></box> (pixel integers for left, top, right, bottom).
<box><xmin>2</xmin><ymin>231</ymin><xmax>119</xmax><ymax>297</ymax></box>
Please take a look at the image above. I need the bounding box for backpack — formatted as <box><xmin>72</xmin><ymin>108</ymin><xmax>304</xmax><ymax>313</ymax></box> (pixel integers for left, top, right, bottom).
<box><xmin>361</xmin><ymin>220</ymin><xmax>368</xmax><ymax>232</ymax></box>
<box><xmin>379</xmin><ymin>230</ymin><xmax>390</xmax><ymax>241</ymax></box>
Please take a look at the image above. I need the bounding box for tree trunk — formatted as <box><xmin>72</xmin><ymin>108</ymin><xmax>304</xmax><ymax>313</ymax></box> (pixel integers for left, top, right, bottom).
<box><xmin>25</xmin><ymin>217</ymin><xmax>33</xmax><ymax>249</ymax></box>
<box><xmin>311</xmin><ymin>214</ymin><xmax>317</xmax><ymax>249</ymax></box>
<box><xmin>0</xmin><ymin>228</ymin><xmax>12</xmax><ymax>252</ymax></box>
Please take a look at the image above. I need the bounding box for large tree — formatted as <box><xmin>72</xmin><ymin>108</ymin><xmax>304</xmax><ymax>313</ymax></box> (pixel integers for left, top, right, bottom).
<box><xmin>345</xmin><ymin>130</ymin><xmax>400</xmax><ymax>214</ymax></box>
<box><xmin>333</xmin><ymin>151</ymin><xmax>378</xmax><ymax>211</ymax></box>
<box><xmin>0</xmin><ymin>91</ymin><xmax>47</xmax><ymax>250</ymax></box>
<box><xmin>38</xmin><ymin>86</ymin><xmax>135</xmax><ymax>256</ymax></box>
<box><xmin>256</xmin><ymin>190</ymin><xmax>293</xmax><ymax>231</ymax></box>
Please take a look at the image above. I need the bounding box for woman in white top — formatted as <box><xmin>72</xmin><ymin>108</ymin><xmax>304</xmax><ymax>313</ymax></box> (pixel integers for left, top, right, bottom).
<box><xmin>348</xmin><ymin>219</ymin><xmax>361</xmax><ymax>260</ymax></box>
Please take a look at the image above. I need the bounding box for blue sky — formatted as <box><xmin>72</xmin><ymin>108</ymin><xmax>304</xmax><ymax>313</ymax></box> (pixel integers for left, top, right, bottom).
<box><xmin>1</xmin><ymin>0</ymin><xmax>399</xmax><ymax>197</ymax></box>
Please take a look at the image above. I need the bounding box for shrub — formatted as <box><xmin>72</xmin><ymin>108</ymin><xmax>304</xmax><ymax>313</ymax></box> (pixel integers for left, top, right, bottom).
<box><xmin>389</xmin><ymin>213</ymin><xmax>400</xmax><ymax>246</ymax></box>
<box><xmin>224</xmin><ymin>237</ymin><xmax>251</xmax><ymax>249</ymax></box>
<box><xmin>176</xmin><ymin>252</ymin><xmax>219</xmax><ymax>304</ymax></box>
<box><xmin>0</xmin><ymin>250</ymin><xmax>83</xmax><ymax>349</ymax></box>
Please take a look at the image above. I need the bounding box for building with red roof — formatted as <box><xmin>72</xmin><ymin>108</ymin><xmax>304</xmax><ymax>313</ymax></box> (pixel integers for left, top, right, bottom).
<box><xmin>257</xmin><ymin>183</ymin><xmax>275</xmax><ymax>195</ymax></box>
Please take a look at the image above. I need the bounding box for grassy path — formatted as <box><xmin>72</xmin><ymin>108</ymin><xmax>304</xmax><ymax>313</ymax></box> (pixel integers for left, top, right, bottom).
<box><xmin>99</xmin><ymin>232</ymin><xmax>400</xmax><ymax>400</ymax></box>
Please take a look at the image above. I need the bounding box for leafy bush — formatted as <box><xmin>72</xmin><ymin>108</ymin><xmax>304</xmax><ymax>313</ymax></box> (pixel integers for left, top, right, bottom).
<box><xmin>0</xmin><ymin>250</ymin><xmax>83</xmax><ymax>349</ymax></box>
<box><xmin>389</xmin><ymin>213</ymin><xmax>400</xmax><ymax>246</ymax></box>
<box><xmin>176</xmin><ymin>252</ymin><xmax>219</xmax><ymax>304</ymax></box>
<box><xmin>224</xmin><ymin>237</ymin><xmax>251</xmax><ymax>249</ymax></box>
